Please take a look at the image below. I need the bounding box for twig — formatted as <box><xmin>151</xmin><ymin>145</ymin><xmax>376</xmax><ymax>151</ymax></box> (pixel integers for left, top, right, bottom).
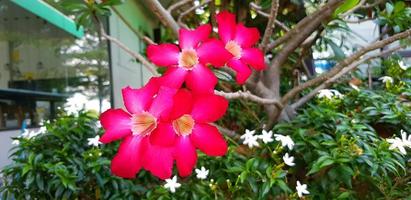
<box><xmin>97</xmin><ymin>21</ymin><xmax>159</xmax><ymax>76</ymax></box>
<box><xmin>281</xmin><ymin>28</ymin><xmax>411</xmax><ymax>105</ymax></box>
<box><xmin>177</xmin><ymin>0</ymin><xmax>211</xmax><ymax>27</ymax></box>
<box><xmin>143</xmin><ymin>0</ymin><xmax>180</xmax><ymax>37</ymax></box>
<box><xmin>291</xmin><ymin>46</ymin><xmax>403</xmax><ymax>109</ymax></box>
<box><xmin>250</xmin><ymin>2</ymin><xmax>290</xmax><ymax>32</ymax></box>
<box><xmin>259</xmin><ymin>0</ymin><xmax>279</xmax><ymax>51</ymax></box>
<box><xmin>215</xmin><ymin>90</ymin><xmax>283</xmax><ymax>109</ymax></box>
<box><xmin>167</xmin><ymin>0</ymin><xmax>192</xmax><ymax>13</ymax></box>
<box><xmin>213</xmin><ymin>123</ymin><xmax>237</xmax><ymax>137</ymax></box>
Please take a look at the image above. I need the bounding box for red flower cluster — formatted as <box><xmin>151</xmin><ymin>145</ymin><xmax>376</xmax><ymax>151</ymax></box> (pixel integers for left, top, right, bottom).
<box><xmin>99</xmin><ymin>11</ymin><xmax>265</xmax><ymax>179</ymax></box>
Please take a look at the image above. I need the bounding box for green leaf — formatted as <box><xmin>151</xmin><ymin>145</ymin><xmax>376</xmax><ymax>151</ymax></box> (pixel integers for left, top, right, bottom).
<box><xmin>334</xmin><ymin>0</ymin><xmax>360</xmax><ymax>16</ymax></box>
<box><xmin>386</xmin><ymin>2</ymin><xmax>394</xmax><ymax>15</ymax></box>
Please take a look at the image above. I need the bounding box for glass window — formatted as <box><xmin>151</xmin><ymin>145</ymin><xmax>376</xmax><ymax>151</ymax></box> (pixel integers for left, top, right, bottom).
<box><xmin>0</xmin><ymin>1</ymin><xmax>110</xmax><ymax>130</ymax></box>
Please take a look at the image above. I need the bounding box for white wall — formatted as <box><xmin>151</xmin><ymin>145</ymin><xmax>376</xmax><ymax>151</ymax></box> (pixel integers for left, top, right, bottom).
<box><xmin>0</xmin><ymin>129</ymin><xmax>21</xmax><ymax>170</ymax></box>
<box><xmin>109</xmin><ymin>13</ymin><xmax>151</xmax><ymax>109</ymax></box>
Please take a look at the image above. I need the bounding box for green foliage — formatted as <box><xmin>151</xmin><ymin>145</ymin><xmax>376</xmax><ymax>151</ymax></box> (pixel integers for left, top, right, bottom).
<box><xmin>378</xmin><ymin>1</ymin><xmax>411</xmax><ymax>32</ymax></box>
<box><xmin>0</xmin><ymin>112</ymin><xmax>159</xmax><ymax>199</ymax></box>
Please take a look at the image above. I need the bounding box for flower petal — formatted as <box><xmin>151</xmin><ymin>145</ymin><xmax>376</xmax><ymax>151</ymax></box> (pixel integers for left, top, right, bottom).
<box><xmin>191</xmin><ymin>94</ymin><xmax>228</xmax><ymax>123</ymax></box>
<box><xmin>147</xmin><ymin>44</ymin><xmax>180</xmax><ymax>67</ymax></box>
<box><xmin>190</xmin><ymin>124</ymin><xmax>227</xmax><ymax>156</ymax></box>
<box><xmin>161</xmin><ymin>67</ymin><xmax>188</xmax><ymax>89</ymax></box>
<box><xmin>149</xmin><ymin>122</ymin><xmax>177</xmax><ymax>147</ymax></box>
<box><xmin>100</xmin><ymin>109</ymin><xmax>131</xmax><ymax>143</ymax></box>
<box><xmin>227</xmin><ymin>59</ymin><xmax>252</xmax><ymax>84</ymax></box>
<box><xmin>197</xmin><ymin>39</ymin><xmax>233</xmax><ymax>67</ymax></box>
<box><xmin>216</xmin><ymin>11</ymin><xmax>236</xmax><ymax>43</ymax></box>
<box><xmin>175</xmin><ymin>136</ymin><xmax>197</xmax><ymax>177</ymax></box>
<box><xmin>111</xmin><ymin>135</ymin><xmax>147</xmax><ymax>178</ymax></box>
<box><xmin>241</xmin><ymin>48</ymin><xmax>266</xmax><ymax>70</ymax></box>
<box><xmin>186</xmin><ymin>64</ymin><xmax>217</xmax><ymax>94</ymax></box>
<box><xmin>143</xmin><ymin>144</ymin><xmax>174</xmax><ymax>180</ymax></box>
<box><xmin>167</xmin><ymin>89</ymin><xmax>193</xmax><ymax>120</ymax></box>
<box><xmin>149</xmin><ymin>86</ymin><xmax>177</xmax><ymax>118</ymax></box>
<box><xmin>179</xmin><ymin>24</ymin><xmax>211</xmax><ymax>49</ymax></box>
<box><xmin>122</xmin><ymin>78</ymin><xmax>159</xmax><ymax>114</ymax></box>
<box><xmin>234</xmin><ymin>24</ymin><xmax>260</xmax><ymax>48</ymax></box>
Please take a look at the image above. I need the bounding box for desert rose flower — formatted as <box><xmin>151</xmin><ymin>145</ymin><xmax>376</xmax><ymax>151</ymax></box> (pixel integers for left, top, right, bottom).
<box><xmin>147</xmin><ymin>24</ymin><xmax>232</xmax><ymax>93</ymax></box>
<box><xmin>151</xmin><ymin>89</ymin><xmax>228</xmax><ymax>177</ymax></box>
<box><xmin>216</xmin><ymin>11</ymin><xmax>266</xmax><ymax>84</ymax></box>
<box><xmin>99</xmin><ymin>78</ymin><xmax>177</xmax><ymax>179</ymax></box>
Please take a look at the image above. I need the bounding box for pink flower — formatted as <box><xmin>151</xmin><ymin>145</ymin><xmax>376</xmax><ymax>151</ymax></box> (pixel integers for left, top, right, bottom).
<box><xmin>216</xmin><ymin>11</ymin><xmax>266</xmax><ymax>84</ymax></box>
<box><xmin>149</xmin><ymin>89</ymin><xmax>228</xmax><ymax>177</ymax></box>
<box><xmin>147</xmin><ymin>24</ymin><xmax>232</xmax><ymax>93</ymax></box>
<box><xmin>99</xmin><ymin>78</ymin><xmax>177</xmax><ymax>179</ymax></box>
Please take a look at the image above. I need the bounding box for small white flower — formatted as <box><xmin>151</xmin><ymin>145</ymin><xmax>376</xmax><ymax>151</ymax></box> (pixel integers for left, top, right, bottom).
<box><xmin>164</xmin><ymin>175</ymin><xmax>181</xmax><ymax>193</ymax></box>
<box><xmin>274</xmin><ymin>134</ymin><xmax>295</xmax><ymax>150</ymax></box>
<box><xmin>243</xmin><ymin>135</ymin><xmax>260</xmax><ymax>148</ymax></box>
<box><xmin>379</xmin><ymin>76</ymin><xmax>394</xmax><ymax>84</ymax></box>
<box><xmin>240</xmin><ymin>129</ymin><xmax>256</xmax><ymax>140</ymax></box>
<box><xmin>258</xmin><ymin>130</ymin><xmax>274</xmax><ymax>144</ymax></box>
<box><xmin>283</xmin><ymin>153</ymin><xmax>295</xmax><ymax>166</ymax></box>
<box><xmin>195</xmin><ymin>166</ymin><xmax>209</xmax><ymax>180</ymax></box>
<box><xmin>12</xmin><ymin>140</ymin><xmax>20</xmax><ymax>145</ymax></box>
<box><xmin>399</xmin><ymin>61</ymin><xmax>410</xmax><ymax>70</ymax></box>
<box><xmin>317</xmin><ymin>89</ymin><xmax>334</xmax><ymax>99</ymax></box>
<box><xmin>87</xmin><ymin>135</ymin><xmax>102</xmax><ymax>147</ymax></box>
<box><xmin>331</xmin><ymin>90</ymin><xmax>344</xmax><ymax>98</ymax></box>
<box><xmin>296</xmin><ymin>181</ymin><xmax>310</xmax><ymax>197</ymax></box>
<box><xmin>349</xmin><ymin>83</ymin><xmax>360</xmax><ymax>91</ymax></box>
<box><xmin>401</xmin><ymin>129</ymin><xmax>411</xmax><ymax>147</ymax></box>
<box><xmin>387</xmin><ymin>138</ymin><xmax>407</xmax><ymax>155</ymax></box>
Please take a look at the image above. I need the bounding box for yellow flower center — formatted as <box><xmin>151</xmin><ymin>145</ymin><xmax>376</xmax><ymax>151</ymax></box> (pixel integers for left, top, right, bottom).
<box><xmin>179</xmin><ymin>49</ymin><xmax>199</xmax><ymax>69</ymax></box>
<box><xmin>172</xmin><ymin>114</ymin><xmax>195</xmax><ymax>136</ymax></box>
<box><xmin>131</xmin><ymin>112</ymin><xmax>157</xmax><ymax>136</ymax></box>
<box><xmin>225</xmin><ymin>40</ymin><xmax>242</xmax><ymax>59</ymax></box>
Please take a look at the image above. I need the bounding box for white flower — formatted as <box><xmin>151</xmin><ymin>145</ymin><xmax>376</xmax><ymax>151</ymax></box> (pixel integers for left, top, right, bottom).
<box><xmin>332</xmin><ymin>90</ymin><xmax>344</xmax><ymax>98</ymax></box>
<box><xmin>12</xmin><ymin>140</ymin><xmax>20</xmax><ymax>145</ymax></box>
<box><xmin>283</xmin><ymin>153</ymin><xmax>295</xmax><ymax>166</ymax></box>
<box><xmin>274</xmin><ymin>134</ymin><xmax>295</xmax><ymax>150</ymax></box>
<box><xmin>258</xmin><ymin>130</ymin><xmax>274</xmax><ymax>144</ymax></box>
<box><xmin>87</xmin><ymin>135</ymin><xmax>102</xmax><ymax>147</ymax></box>
<box><xmin>243</xmin><ymin>134</ymin><xmax>260</xmax><ymax>148</ymax></box>
<box><xmin>349</xmin><ymin>83</ymin><xmax>360</xmax><ymax>91</ymax></box>
<box><xmin>21</xmin><ymin>128</ymin><xmax>45</xmax><ymax>139</ymax></box>
<box><xmin>240</xmin><ymin>129</ymin><xmax>256</xmax><ymax>140</ymax></box>
<box><xmin>387</xmin><ymin>130</ymin><xmax>411</xmax><ymax>155</ymax></box>
<box><xmin>379</xmin><ymin>76</ymin><xmax>394</xmax><ymax>84</ymax></box>
<box><xmin>317</xmin><ymin>89</ymin><xmax>334</xmax><ymax>99</ymax></box>
<box><xmin>387</xmin><ymin>138</ymin><xmax>407</xmax><ymax>155</ymax></box>
<box><xmin>164</xmin><ymin>175</ymin><xmax>181</xmax><ymax>193</ymax></box>
<box><xmin>195</xmin><ymin>166</ymin><xmax>209</xmax><ymax>180</ymax></box>
<box><xmin>401</xmin><ymin>129</ymin><xmax>411</xmax><ymax>147</ymax></box>
<box><xmin>399</xmin><ymin>61</ymin><xmax>410</xmax><ymax>70</ymax></box>
<box><xmin>317</xmin><ymin>89</ymin><xmax>343</xmax><ymax>99</ymax></box>
<box><xmin>296</xmin><ymin>181</ymin><xmax>310</xmax><ymax>197</ymax></box>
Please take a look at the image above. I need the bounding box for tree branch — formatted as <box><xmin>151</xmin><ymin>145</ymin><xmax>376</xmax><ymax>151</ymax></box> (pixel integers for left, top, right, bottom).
<box><xmin>215</xmin><ymin>90</ymin><xmax>283</xmax><ymax>109</ymax></box>
<box><xmin>167</xmin><ymin>0</ymin><xmax>192</xmax><ymax>13</ymax></box>
<box><xmin>143</xmin><ymin>0</ymin><xmax>180</xmax><ymax>37</ymax></box>
<box><xmin>291</xmin><ymin>45</ymin><xmax>403</xmax><ymax>109</ymax></box>
<box><xmin>259</xmin><ymin>0</ymin><xmax>279</xmax><ymax>52</ymax></box>
<box><xmin>264</xmin><ymin>0</ymin><xmax>344</xmax><ymax>91</ymax></box>
<box><xmin>177</xmin><ymin>0</ymin><xmax>211</xmax><ymax>27</ymax></box>
<box><xmin>250</xmin><ymin>2</ymin><xmax>290</xmax><ymax>32</ymax></box>
<box><xmin>361</xmin><ymin>0</ymin><xmax>386</xmax><ymax>9</ymax></box>
<box><xmin>265</xmin><ymin>0</ymin><xmax>343</xmax><ymax>51</ymax></box>
<box><xmin>282</xmin><ymin>28</ymin><xmax>411</xmax><ymax>105</ymax></box>
<box><xmin>97</xmin><ymin>21</ymin><xmax>159</xmax><ymax>76</ymax></box>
